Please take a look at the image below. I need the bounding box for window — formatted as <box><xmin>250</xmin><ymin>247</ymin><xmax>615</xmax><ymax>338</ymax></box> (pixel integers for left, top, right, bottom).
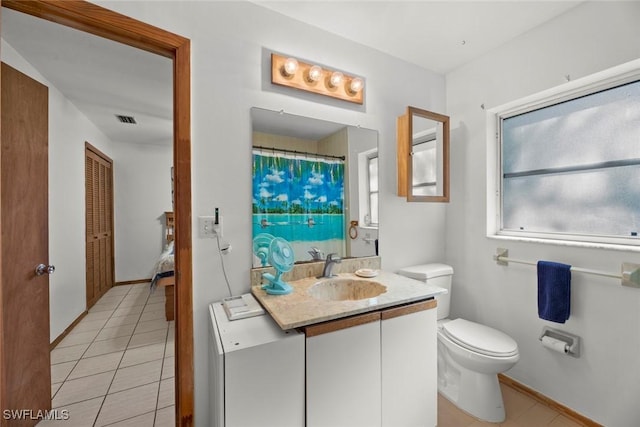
<box><xmin>492</xmin><ymin>63</ymin><xmax>640</xmax><ymax>247</ymax></box>
<box><xmin>367</xmin><ymin>154</ymin><xmax>379</xmax><ymax>226</ymax></box>
<box><xmin>411</xmin><ymin>133</ymin><xmax>438</xmax><ymax>196</ymax></box>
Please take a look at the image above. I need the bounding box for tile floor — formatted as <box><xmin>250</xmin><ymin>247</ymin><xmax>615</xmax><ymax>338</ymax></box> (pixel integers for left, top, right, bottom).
<box><xmin>438</xmin><ymin>383</ymin><xmax>587</xmax><ymax>427</ymax></box>
<box><xmin>39</xmin><ymin>283</ymin><xmax>174</xmax><ymax>426</ymax></box>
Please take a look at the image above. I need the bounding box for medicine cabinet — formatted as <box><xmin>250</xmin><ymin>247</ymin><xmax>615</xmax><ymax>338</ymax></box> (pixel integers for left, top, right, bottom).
<box><xmin>397</xmin><ymin>107</ymin><xmax>450</xmax><ymax>202</ymax></box>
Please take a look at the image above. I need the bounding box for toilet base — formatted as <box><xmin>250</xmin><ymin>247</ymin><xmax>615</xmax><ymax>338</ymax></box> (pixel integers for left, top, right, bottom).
<box><xmin>438</xmin><ymin>347</ymin><xmax>506</xmax><ymax>423</ymax></box>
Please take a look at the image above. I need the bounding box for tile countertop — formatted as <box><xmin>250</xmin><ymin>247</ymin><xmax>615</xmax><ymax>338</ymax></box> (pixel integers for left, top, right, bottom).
<box><xmin>251</xmin><ymin>271</ymin><xmax>447</xmax><ymax>330</ymax></box>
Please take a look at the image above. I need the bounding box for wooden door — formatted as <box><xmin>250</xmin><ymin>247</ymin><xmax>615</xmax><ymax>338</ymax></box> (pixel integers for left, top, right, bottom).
<box><xmin>85</xmin><ymin>144</ymin><xmax>114</xmax><ymax>308</ymax></box>
<box><xmin>0</xmin><ymin>63</ymin><xmax>51</xmax><ymax>426</ymax></box>
<box><xmin>1</xmin><ymin>3</ymin><xmax>194</xmax><ymax>425</ymax></box>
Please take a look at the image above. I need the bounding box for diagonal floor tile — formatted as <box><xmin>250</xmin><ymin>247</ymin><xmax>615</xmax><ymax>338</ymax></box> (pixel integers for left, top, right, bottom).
<box><xmin>52</xmin><ymin>370</ymin><xmax>115</xmax><ymax>408</ymax></box>
<box><xmin>95</xmin><ymin>382</ymin><xmax>159</xmax><ymax>426</ymax></box>
<box><xmin>84</xmin><ymin>336</ymin><xmax>130</xmax><ymax>358</ymax></box>
<box><xmin>37</xmin><ymin>396</ymin><xmax>104</xmax><ymax>426</ymax></box>
<box><xmin>67</xmin><ymin>351</ymin><xmax>124</xmax><ymax>380</ymax></box>
<box><xmin>120</xmin><ymin>343</ymin><xmax>166</xmax><ymax>369</ymax></box>
<box><xmin>153</xmin><ymin>405</ymin><xmax>174</xmax><ymax>427</ymax></box>
<box><xmin>108</xmin><ymin>359</ymin><xmax>162</xmax><ymax>394</ymax></box>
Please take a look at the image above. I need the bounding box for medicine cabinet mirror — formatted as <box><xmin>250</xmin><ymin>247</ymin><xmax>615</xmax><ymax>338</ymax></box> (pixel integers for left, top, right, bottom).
<box><xmin>251</xmin><ymin>107</ymin><xmax>379</xmax><ymax>267</ymax></box>
<box><xmin>397</xmin><ymin>106</ymin><xmax>450</xmax><ymax>202</ymax></box>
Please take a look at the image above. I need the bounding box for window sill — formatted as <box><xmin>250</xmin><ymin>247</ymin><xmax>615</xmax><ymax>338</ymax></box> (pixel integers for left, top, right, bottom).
<box><xmin>487</xmin><ymin>234</ymin><xmax>640</xmax><ymax>253</ymax></box>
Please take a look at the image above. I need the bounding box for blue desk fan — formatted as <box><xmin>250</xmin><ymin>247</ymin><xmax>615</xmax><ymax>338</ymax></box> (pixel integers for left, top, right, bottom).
<box><xmin>252</xmin><ymin>233</ymin><xmax>275</xmax><ymax>267</ymax></box>
<box><xmin>261</xmin><ymin>237</ymin><xmax>294</xmax><ymax>295</ymax></box>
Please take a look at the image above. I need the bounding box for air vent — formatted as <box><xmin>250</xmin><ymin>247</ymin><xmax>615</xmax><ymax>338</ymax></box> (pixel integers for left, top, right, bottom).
<box><xmin>115</xmin><ymin>114</ymin><xmax>137</xmax><ymax>124</ymax></box>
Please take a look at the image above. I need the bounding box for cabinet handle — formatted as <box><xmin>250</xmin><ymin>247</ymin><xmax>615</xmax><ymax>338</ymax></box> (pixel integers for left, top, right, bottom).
<box><xmin>380</xmin><ymin>299</ymin><xmax>437</xmax><ymax>321</ymax></box>
<box><xmin>304</xmin><ymin>312</ymin><xmax>380</xmax><ymax>337</ymax></box>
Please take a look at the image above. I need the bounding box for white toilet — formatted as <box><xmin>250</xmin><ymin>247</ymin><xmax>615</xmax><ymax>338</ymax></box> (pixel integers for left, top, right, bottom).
<box><xmin>398</xmin><ymin>263</ymin><xmax>519</xmax><ymax>423</ymax></box>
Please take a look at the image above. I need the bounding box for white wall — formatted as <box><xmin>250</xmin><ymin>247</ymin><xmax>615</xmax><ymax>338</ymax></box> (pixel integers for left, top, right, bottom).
<box><xmin>1</xmin><ymin>40</ymin><xmax>116</xmax><ymax>342</ymax></box>
<box><xmin>112</xmin><ymin>140</ymin><xmax>173</xmax><ymax>282</ymax></box>
<box><xmin>445</xmin><ymin>2</ymin><xmax>640</xmax><ymax>426</ymax></box>
<box><xmin>99</xmin><ymin>1</ymin><xmax>445</xmax><ymax>424</ymax></box>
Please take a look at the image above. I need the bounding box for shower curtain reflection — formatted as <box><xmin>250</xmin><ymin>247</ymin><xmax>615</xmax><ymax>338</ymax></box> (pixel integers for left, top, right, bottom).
<box><xmin>252</xmin><ymin>148</ymin><xmax>345</xmax><ymax>266</ymax></box>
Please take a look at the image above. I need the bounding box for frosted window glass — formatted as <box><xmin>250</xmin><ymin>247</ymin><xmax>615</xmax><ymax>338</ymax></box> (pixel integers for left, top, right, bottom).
<box><xmin>412</xmin><ymin>140</ymin><xmax>437</xmax><ymax>196</ymax></box>
<box><xmin>369</xmin><ymin>193</ymin><xmax>379</xmax><ymax>225</ymax></box>
<box><xmin>368</xmin><ymin>157</ymin><xmax>378</xmax><ymax>192</ymax></box>
<box><xmin>501</xmin><ymin>80</ymin><xmax>640</xmax><ymax>239</ymax></box>
<box><xmin>412</xmin><ymin>147</ymin><xmax>436</xmax><ymax>185</ymax></box>
<box><xmin>503</xmin><ymin>81</ymin><xmax>640</xmax><ymax>174</ymax></box>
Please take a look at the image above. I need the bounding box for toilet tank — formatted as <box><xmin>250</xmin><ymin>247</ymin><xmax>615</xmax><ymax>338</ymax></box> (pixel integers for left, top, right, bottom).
<box><xmin>397</xmin><ymin>264</ymin><xmax>453</xmax><ymax>320</ymax></box>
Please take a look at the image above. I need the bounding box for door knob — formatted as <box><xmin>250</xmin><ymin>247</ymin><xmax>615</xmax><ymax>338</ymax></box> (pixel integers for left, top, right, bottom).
<box><xmin>35</xmin><ymin>264</ymin><xmax>55</xmax><ymax>276</ymax></box>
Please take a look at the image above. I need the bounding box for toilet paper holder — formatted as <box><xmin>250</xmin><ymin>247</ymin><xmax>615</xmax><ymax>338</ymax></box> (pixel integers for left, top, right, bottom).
<box><xmin>539</xmin><ymin>326</ymin><xmax>580</xmax><ymax>358</ymax></box>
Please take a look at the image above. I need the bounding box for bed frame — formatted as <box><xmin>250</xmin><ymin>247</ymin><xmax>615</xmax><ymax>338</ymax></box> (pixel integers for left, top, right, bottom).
<box><xmin>157</xmin><ymin>211</ymin><xmax>175</xmax><ymax>320</ymax></box>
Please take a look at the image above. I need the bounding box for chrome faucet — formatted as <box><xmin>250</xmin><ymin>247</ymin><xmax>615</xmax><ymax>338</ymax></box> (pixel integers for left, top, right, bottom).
<box><xmin>318</xmin><ymin>253</ymin><xmax>341</xmax><ymax>278</ymax></box>
<box><xmin>308</xmin><ymin>247</ymin><xmax>324</xmax><ymax>261</ymax></box>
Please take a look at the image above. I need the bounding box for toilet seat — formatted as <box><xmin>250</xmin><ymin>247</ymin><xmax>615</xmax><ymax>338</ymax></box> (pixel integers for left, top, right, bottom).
<box><xmin>441</xmin><ymin>318</ymin><xmax>518</xmax><ymax>358</ymax></box>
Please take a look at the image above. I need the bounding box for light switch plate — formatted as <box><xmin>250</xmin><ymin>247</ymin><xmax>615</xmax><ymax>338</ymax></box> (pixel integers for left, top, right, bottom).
<box><xmin>198</xmin><ymin>216</ymin><xmax>216</xmax><ymax>238</ymax></box>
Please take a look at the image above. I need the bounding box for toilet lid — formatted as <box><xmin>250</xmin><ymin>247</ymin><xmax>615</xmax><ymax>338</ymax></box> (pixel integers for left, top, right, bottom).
<box><xmin>442</xmin><ymin>319</ymin><xmax>518</xmax><ymax>357</ymax></box>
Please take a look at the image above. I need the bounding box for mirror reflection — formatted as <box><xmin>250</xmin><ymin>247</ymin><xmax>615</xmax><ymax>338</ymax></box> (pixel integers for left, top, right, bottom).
<box><xmin>398</xmin><ymin>107</ymin><xmax>450</xmax><ymax>202</ymax></box>
<box><xmin>251</xmin><ymin>108</ymin><xmax>379</xmax><ymax>267</ymax></box>
<box><xmin>411</xmin><ymin>113</ymin><xmax>445</xmax><ymax>197</ymax></box>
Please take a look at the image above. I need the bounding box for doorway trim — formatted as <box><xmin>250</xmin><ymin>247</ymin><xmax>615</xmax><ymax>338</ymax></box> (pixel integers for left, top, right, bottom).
<box><xmin>0</xmin><ymin>1</ymin><xmax>194</xmax><ymax>425</ymax></box>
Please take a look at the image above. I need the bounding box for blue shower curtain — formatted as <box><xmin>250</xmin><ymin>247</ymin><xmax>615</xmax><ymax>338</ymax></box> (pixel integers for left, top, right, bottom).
<box><xmin>252</xmin><ymin>149</ymin><xmax>345</xmax><ymax>263</ymax></box>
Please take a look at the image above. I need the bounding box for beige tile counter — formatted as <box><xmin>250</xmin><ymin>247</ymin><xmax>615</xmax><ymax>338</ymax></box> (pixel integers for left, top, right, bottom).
<box><xmin>251</xmin><ymin>271</ymin><xmax>446</xmax><ymax>330</ymax></box>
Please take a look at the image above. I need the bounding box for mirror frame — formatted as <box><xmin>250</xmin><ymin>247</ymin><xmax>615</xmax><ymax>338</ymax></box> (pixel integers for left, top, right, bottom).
<box><xmin>397</xmin><ymin>106</ymin><xmax>450</xmax><ymax>202</ymax></box>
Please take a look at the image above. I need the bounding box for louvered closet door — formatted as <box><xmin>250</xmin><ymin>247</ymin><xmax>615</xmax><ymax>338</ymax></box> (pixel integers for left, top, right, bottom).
<box><xmin>85</xmin><ymin>144</ymin><xmax>114</xmax><ymax>308</ymax></box>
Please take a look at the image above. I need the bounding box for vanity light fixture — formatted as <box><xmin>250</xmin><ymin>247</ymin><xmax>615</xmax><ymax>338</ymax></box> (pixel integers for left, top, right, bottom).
<box><xmin>271</xmin><ymin>53</ymin><xmax>364</xmax><ymax>104</ymax></box>
<box><xmin>307</xmin><ymin>65</ymin><xmax>323</xmax><ymax>83</ymax></box>
<box><xmin>349</xmin><ymin>77</ymin><xmax>364</xmax><ymax>94</ymax></box>
<box><xmin>328</xmin><ymin>71</ymin><xmax>343</xmax><ymax>88</ymax></box>
<box><xmin>282</xmin><ymin>57</ymin><xmax>299</xmax><ymax>77</ymax></box>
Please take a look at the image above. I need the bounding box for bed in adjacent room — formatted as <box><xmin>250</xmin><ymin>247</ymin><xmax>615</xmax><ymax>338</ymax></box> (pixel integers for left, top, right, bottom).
<box><xmin>151</xmin><ymin>211</ymin><xmax>175</xmax><ymax>320</ymax></box>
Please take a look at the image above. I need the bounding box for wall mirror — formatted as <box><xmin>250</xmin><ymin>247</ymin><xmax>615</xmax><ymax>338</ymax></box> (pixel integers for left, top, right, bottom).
<box><xmin>251</xmin><ymin>107</ymin><xmax>379</xmax><ymax>267</ymax></box>
<box><xmin>397</xmin><ymin>106</ymin><xmax>450</xmax><ymax>202</ymax></box>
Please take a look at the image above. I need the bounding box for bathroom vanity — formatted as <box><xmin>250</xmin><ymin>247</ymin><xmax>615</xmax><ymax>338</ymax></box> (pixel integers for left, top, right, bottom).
<box><xmin>208</xmin><ymin>302</ymin><xmax>305</xmax><ymax>427</ymax></box>
<box><xmin>253</xmin><ymin>270</ymin><xmax>445</xmax><ymax>427</ymax></box>
<box><xmin>304</xmin><ymin>299</ymin><xmax>437</xmax><ymax>427</ymax></box>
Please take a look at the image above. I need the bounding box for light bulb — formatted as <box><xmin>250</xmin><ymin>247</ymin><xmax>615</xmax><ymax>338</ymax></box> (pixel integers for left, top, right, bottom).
<box><xmin>282</xmin><ymin>57</ymin><xmax>298</xmax><ymax>77</ymax></box>
<box><xmin>307</xmin><ymin>65</ymin><xmax>322</xmax><ymax>82</ymax></box>
<box><xmin>349</xmin><ymin>77</ymin><xmax>364</xmax><ymax>94</ymax></box>
<box><xmin>329</xmin><ymin>71</ymin><xmax>343</xmax><ymax>88</ymax></box>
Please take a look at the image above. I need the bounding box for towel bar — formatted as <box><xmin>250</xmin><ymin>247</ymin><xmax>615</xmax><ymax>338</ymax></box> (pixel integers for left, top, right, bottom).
<box><xmin>493</xmin><ymin>248</ymin><xmax>640</xmax><ymax>288</ymax></box>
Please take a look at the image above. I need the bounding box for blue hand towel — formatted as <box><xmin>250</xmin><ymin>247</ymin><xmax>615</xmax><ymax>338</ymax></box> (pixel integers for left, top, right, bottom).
<box><xmin>537</xmin><ymin>261</ymin><xmax>571</xmax><ymax>323</ymax></box>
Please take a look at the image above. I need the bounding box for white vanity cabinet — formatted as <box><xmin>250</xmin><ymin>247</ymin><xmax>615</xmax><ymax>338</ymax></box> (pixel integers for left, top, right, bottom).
<box><xmin>305</xmin><ymin>312</ymin><xmax>382</xmax><ymax>427</ymax></box>
<box><xmin>304</xmin><ymin>299</ymin><xmax>438</xmax><ymax>427</ymax></box>
<box><xmin>381</xmin><ymin>300</ymin><xmax>438</xmax><ymax>427</ymax></box>
<box><xmin>208</xmin><ymin>302</ymin><xmax>305</xmax><ymax>427</ymax></box>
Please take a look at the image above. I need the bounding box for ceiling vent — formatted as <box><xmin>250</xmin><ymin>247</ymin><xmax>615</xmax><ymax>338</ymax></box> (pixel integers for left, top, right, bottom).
<box><xmin>115</xmin><ymin>114</ymin><xmax>137</xmax><ymax>124</ymax></box>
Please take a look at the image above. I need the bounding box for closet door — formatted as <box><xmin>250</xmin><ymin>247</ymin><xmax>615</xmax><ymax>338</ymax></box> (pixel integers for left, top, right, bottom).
<box><xmin>85</xmin><ymin>143</ymin><xmax>114</xmax><ymax>308</ymax></box>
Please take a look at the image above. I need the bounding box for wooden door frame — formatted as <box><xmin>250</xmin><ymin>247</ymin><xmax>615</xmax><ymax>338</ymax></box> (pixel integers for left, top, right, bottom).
<box><xmin>0</xmin><ymin>1</ymin><xmax>194</xmax><ymax>425</ymax></box>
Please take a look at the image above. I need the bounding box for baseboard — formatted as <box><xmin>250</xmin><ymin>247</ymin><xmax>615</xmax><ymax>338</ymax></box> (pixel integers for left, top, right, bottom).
<box><xmin>498</xmin><ymin>374</ymin><xmax>602</xmax><ymax>427</ymax></box>
<box><xmin>50</xmin><ymin>310</ymin><xmax>88</xmax><ymax>351</ymax></box>
<box><xmin>115</xmin><ymin>278</ymin><xmax>152</xmax><ymax>286</ymax></box>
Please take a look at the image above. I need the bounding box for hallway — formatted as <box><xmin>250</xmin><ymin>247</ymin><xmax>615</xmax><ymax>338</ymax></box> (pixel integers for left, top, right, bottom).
<box><xmin>41</xmin><ymin>283</ymin><xmax>174</xmax><ymax>426</ymax></box>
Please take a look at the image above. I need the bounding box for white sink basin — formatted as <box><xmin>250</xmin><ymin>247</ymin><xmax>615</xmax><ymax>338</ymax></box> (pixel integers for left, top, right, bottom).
<box><xmin>308</xmin><ymin>278</ymin><xmax>387</xmax><ymax>301</ymax></box>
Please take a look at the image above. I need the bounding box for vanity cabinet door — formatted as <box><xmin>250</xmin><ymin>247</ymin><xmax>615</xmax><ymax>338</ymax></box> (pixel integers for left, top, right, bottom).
<box><xmin>381</xmin><ymin>299</ymin><xmax>438</xmax><ymax>427</ymax></box>
<box><xmin>305</xmin><ymin>312</ymin><xmax>382</xmax><ymax>427</ymax></box>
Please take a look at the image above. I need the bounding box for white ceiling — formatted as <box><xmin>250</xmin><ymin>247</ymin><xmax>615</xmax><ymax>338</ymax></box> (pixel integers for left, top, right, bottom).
<box><xmin>253</xmin><ymin>1</ymin><xmax>582</xmax><ymax>74</ymax></box>
<box><xmin>1</xmin><ymin>8</ymin><xmax>173</xmax><ymax>145</ymax></box>
<box><xmin>1</xmin><ymin>1</ymin><xmax>582</xmax><ymax>144</ymax></box>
